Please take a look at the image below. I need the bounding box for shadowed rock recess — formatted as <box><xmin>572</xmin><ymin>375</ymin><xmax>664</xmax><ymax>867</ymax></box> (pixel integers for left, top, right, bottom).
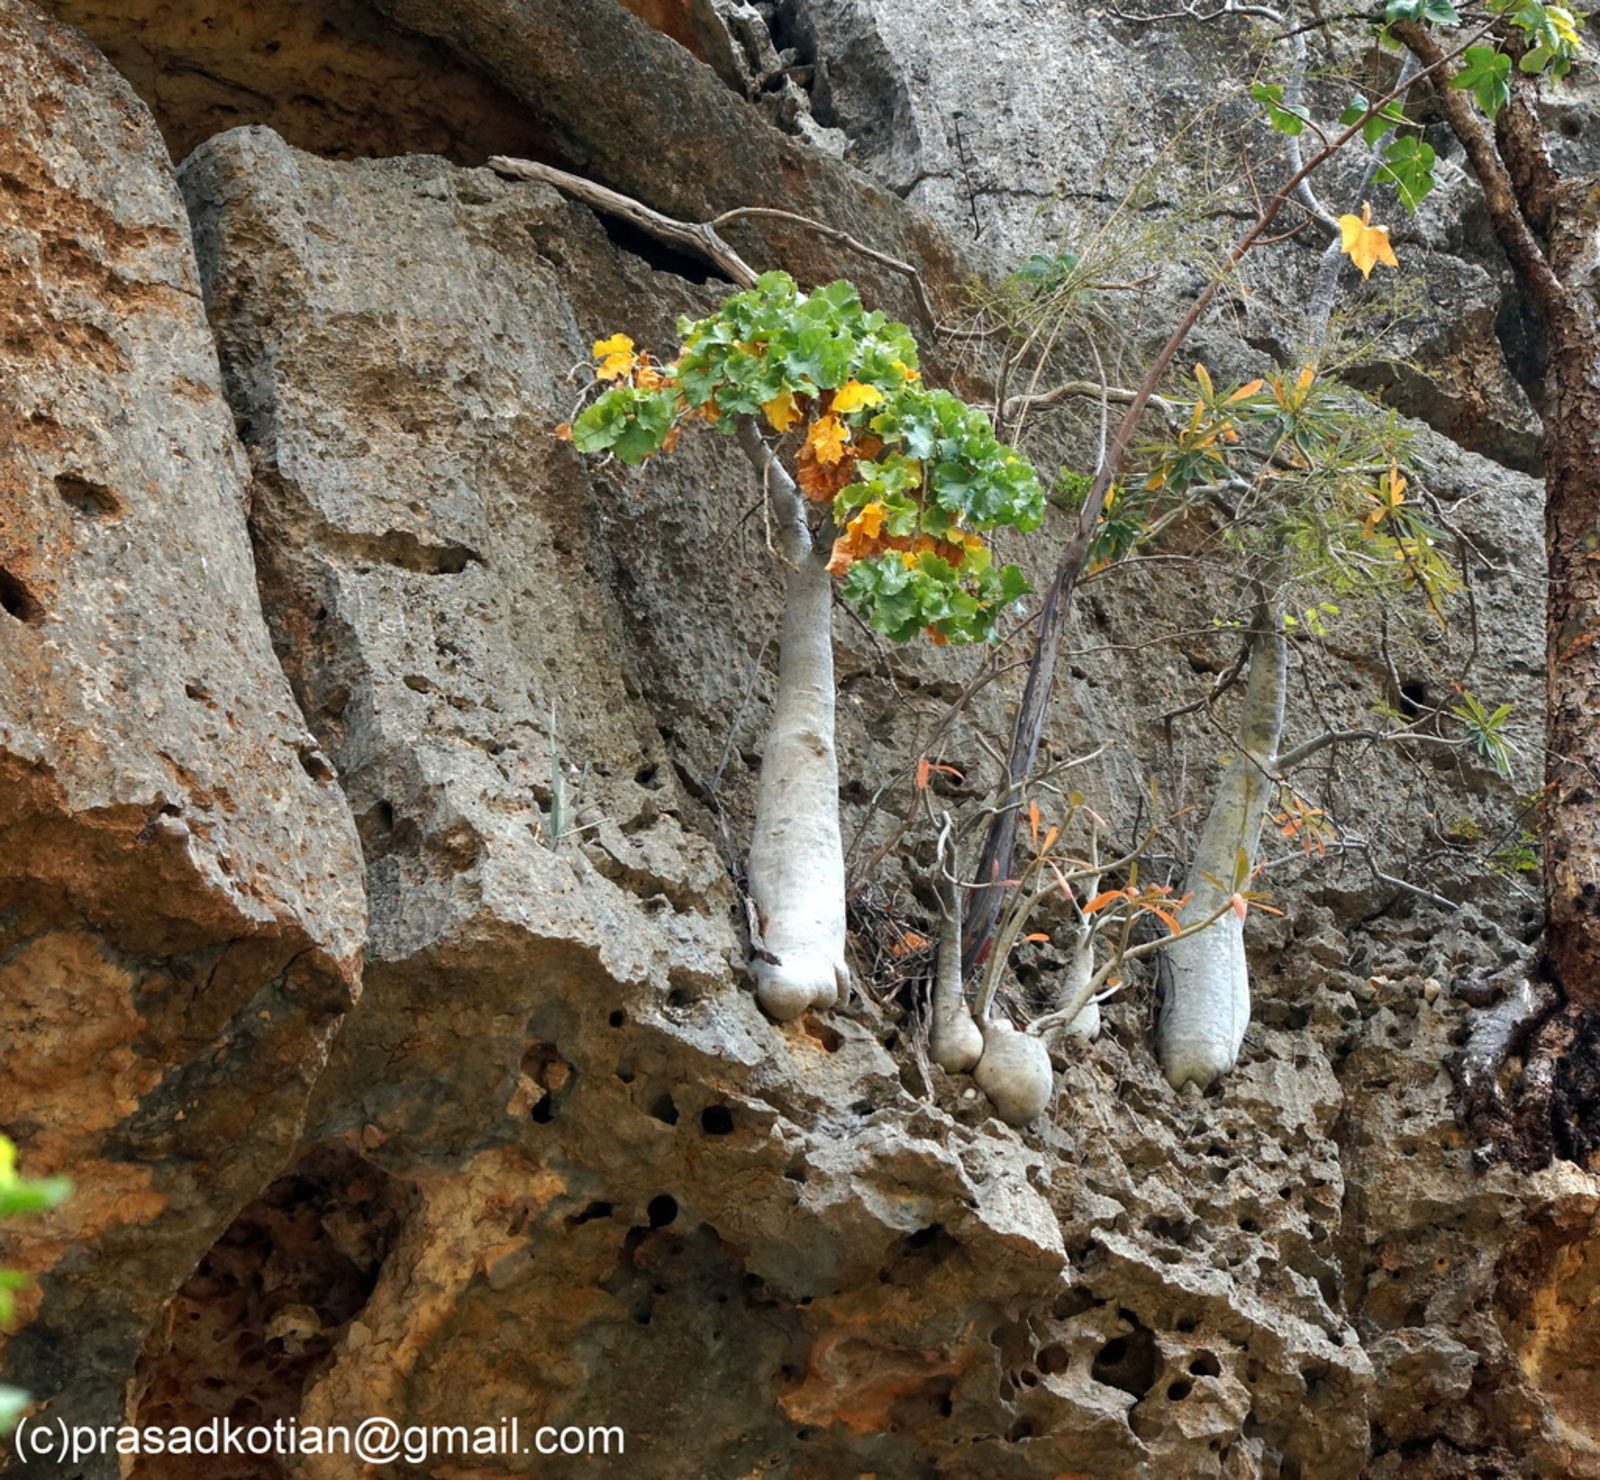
<box><xmin>3</xmin><ymin>0</ymin><xmax>1600</xmax><ymax>1475</ymax></box>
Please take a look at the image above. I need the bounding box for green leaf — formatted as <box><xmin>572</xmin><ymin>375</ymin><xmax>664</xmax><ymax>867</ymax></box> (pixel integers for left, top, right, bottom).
<box><xmin>1384</xmin><ymin>0</ymin><xmax>1462</xmax><ymax>21</ymax></box>
<box><xmin>1452</xmin><ymin>46</ymin><xmax>1512</xmax><ymax>116</ymax></box>
<box><xmin>0</xmin><ymin>1386</ymin><xmax>28</xmax><ymax>1436</ymax></box>
<box><xmin>1340</xmin><ymin>95</ymin><xmax>1411</xmax><ymax>147</ymax></box>
<box><xmin>1251</xmin><ymin>82</ymin><xmax>1310</xmax><ymax>135</ymax></box>
<box><xmin>1377</xmin><ymin>136</ymin><xmax>1438</xmax><ymax>211</ymax></box>
<box><xmin>0</xmin><ymin>1179</ymin><xmax>70</xmax><ymax>1217</ymax></box>
<box><xmin>570</xmin><ymin>386</ymin><xmax>676</xmax><ymax>465</ymax></box>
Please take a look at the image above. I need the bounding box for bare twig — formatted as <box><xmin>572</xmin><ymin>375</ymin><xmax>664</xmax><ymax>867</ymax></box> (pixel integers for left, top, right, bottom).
<box><xmin>961</xmin><ymin>22</ymin><xmax>1496</xmax><ymax>975</ymax></box>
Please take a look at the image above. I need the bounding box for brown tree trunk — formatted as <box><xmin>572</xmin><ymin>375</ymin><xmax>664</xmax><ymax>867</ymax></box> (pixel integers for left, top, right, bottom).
<box><xmin>1398</xmin><ymin>23</ymin><xmax>1600</xmax><ymax>1155</ymax></box>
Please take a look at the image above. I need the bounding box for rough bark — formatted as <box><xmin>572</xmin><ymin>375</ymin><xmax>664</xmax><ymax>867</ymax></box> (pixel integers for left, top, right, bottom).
<box><xmin>1397</xmin><ymin>22</ymin><xmax>1600</xmax><ymax>1161</ymax></box>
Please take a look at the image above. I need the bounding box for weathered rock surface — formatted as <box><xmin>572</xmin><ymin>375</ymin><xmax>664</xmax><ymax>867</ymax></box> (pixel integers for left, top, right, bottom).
<box><xmin>36</xmin><ymin>0</ymin><xmax>547</xmax><ymax>165</ymax></box>
<box><xmin>2</xmin><ymin>0</ymin><xmax>1598</xmax><ymax>1475</ymax></box>
<box><xmin>0</xmin><ymin>0</ymin><xmax>365</xmax><ymax>1453</ymax></box>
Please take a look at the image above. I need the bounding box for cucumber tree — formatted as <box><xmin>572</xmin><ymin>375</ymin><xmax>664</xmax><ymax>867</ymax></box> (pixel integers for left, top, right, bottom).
<box><xmin>564</xmin><ymin>272</ymin><xmax>1043</xmax><ymax>1024</ymax></box>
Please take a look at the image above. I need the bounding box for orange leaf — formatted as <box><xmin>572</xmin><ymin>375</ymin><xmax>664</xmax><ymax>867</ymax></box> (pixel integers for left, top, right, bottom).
<box><xmin>1028</xmin><ymin>801</ymin><xmax>1041</xmax><ymax>844</ymax></box>
<box><xmin>916</xmin><ymin>757</ymin><xmax>931</xmax><ymax>790</ymax></box>
<box><xmin>1040</xmin><ymin>826</ymin><xmax>1059</xmax><ymax>855</ymax></box>
<box><xmin>886</xmin><ymin>929</ymin><xmax>929</xmax><ymax>958</ymax></box>
<box><xmin>848</xmin><ymin>502</ymin><xmax>887</xmax><ymax>540</ymax></box>
<box><xmin>1230</xmin><ymin>894</ymin><xmax>1249</xmax><ymax>920</ymax></box>
<box><xmin>1083</xmin><ymin>891</ymin><xmax>1123</xmax><ymax>915</ymax></box>
<box><xmin>1023</xmin><ymin>933</ymin><xmax>1050</xmax><ymax>943</ymax></box>
<box><xmin>555</xmin><ymin>422</ymin><xmax>573</xmax><ymax>440</ymax></box>
<box><xmin>804</xmin><ymin>414</ymin><xmax>850</xmax><ymax>465</ymax></box>
<box><xmin>1048</xmin><ymin>861</ymin><xmax>1074</xmax><ymax>903</ymax></box>
<box><xmin>1148</xmin><ymin>907</ymin><xmax>1182</xmax><ymax>937</ymax></box>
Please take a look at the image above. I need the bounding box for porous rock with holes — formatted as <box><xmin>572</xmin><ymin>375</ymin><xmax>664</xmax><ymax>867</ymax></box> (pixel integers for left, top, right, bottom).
<box><xmin>0</xmin><ymin>0</ymin><xmax>365</xmax><ymax>1450</ymax></box>
<box><xmin>3</xmin><ymin>0</ymin><xmax>1600</xmax><ymax>1476</ymax></box>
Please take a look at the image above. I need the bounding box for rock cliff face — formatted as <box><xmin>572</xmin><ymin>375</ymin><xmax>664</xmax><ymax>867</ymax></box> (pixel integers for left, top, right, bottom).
<box><xmin>2</xmin><ymin>0</ymin><xmax>1599</xmax><ymax>1476</ymax></box>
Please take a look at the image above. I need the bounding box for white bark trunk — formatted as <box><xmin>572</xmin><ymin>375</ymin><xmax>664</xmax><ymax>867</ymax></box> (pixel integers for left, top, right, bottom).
<box><xmin>1157</xmin><ymin>590</ymin><xmax>1286</xmax><ymax>1091</ymax></box>
<box><xmin>738</xmin><ymin>422</ymin><xmax>851</xmax><ymax>1020</ymax></box>
<box><xmin>931</xmin><ymin>869</ymin><xmax>983</xmax><ymax>1072</ymax></box>
<box><xmin>1051</xmin><ymin>937</ymin><xmax>1101</xmax><ymax>1043</ymax></box>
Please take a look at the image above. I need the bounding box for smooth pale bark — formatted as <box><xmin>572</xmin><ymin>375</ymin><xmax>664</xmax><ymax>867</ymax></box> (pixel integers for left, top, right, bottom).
<box><xmin>1157</xmin><ymin>593</ymin><xmax>1286</xmax><ymax>1091</ymax></box>
<box><xmin>931</xmin><ymin>872</ymin><xmax>983</xmax><ymax>1072</ymax></box>
<box><xmin>973</xmin><ymin>1019</ymin><xmax>1055</xmax><ymax>1126</ymax></box>
<box><xmin>1053</xmin><ymin>941</ymin><xmax>1101</xmax><ymax>1043</ymax></box>
<box><xmin>738</xmin><ymin>422</ymin><xmax>851</xmax><ymax>1020</ymax></box>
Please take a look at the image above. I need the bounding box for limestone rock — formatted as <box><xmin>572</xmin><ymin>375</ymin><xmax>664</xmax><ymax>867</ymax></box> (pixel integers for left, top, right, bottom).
<box><xmin>0</xmin><ymin>0</ymin><xmax>365</xmax><ymax>1443</ymax></box>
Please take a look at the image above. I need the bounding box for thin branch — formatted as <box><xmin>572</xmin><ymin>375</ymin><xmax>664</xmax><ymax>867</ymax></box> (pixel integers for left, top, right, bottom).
<box><xmin>489</xmin><ymin>158</ymin><xmax>944</xmax><ymax>328</ymax></box>
<box><xmin>489</xmin><ymin>156</ymin><xmax>760</xmax><ymax>288</ymax></box>
<box><xmin>708</xmin><ymin>206</ymin><xmax>942</xmax><ymax>328</ymax></box>
<box><xmin>961</xmin><ymin>22</ymin><xmax>1494</xmax><ymax>975</ymax></box>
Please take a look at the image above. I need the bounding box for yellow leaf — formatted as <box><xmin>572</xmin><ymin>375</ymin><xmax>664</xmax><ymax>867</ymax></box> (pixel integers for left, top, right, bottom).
<box><xmin>592</xmin><ymin>332</ymin><xmax>636</xmax><ymax>381</ymax></box>
<box><xmin>763</xmin><ymin>391</ymin><xmax>802</xmax><ymax>432</ymax></box>
<box><xmin>805</xmin><ymin>414</ymin><xmax>850</xmax><ymax>466</ymax></box>
<box><xmin>1338</xmin><ymin>202</ymin><xmax>1400</xmax><ymax>281</ymax></box>
<box><xmin>848</xmin><ymin>502</ymin><xmax>887</xmax><ymax>539</ymax></box>
<box><xmin>832</xmin><ymin>380</ymin><xmax>885</xmax><ymax>414</ymax></box>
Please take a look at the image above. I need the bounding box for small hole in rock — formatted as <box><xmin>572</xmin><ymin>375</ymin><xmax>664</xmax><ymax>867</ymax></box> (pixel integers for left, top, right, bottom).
<box><xmin>649</xmin><ymin>1093</ymin><xmax>679</xmax><ymax>1126</ymax></box>
<box><xmin>529</xmin><ymin>1092</ymin><xmax>554</xmax><ymax>1124</ymax></box>
<box><xmin>805</xmin><ymin>1020</ymin><xmax>844</xmax><ymax>1053</ymax></box>
<box><xmin>1189</xmin><ymin>1351</ymin><xmax>1222</xmax><ymax>1377</ymax></box>
<box><xmin>608</xmin><ymin>1009</ymin><xmax>626</xmax><ymax>1028</ymax></box>
<box><xmin>55</xmin><ymin>473</ymin><xmax>119</xmax><ymax>516</ymax></box>
<box><xmin>700</xmin><ymin>1105</ymin><xmax>734</xmax><ymax>1135</ymax></box>
<box><xmin>0</xmin><ymin>567</ymin><xmax>42</xmax><ymax>625</ymax></box>
<box><xmin>1054</xmin><ymin>1289</ymin><xmax>1095</xmax><ymax>1321</ymax></box>
<box><xmin>1168</xmin><ymin>1379</ymin><xmax>1193</xmax><ymax>1401</ymax></box>
<box><xmin>614</xmin><ymin>1065</ymin><xmax>635</xmax><ymax>1084</ymax></box>
<box><xmin>647</xmin><ymin>1194</ymin><xmax>679</xmax><ymax>1227</ymax></box>
<box><xmin>1091</xmin><ymin>1321</ymin><xmax>1159</xmax><ymax>1399</ymax></box>
<box><xmin>566</xmin><ymin>1200</ymin><xmax>612</xmax><ymax>1226</ymax></box>
<box><xmin>1008</xmin><ymin>1419</ymin><xmax>1034</xmax><ymax>1441</ymax></box>
<box><xmin>1037</xmin><ymin>1344</ymin><xmax>1068</xmax><ymax>1375</ymax></box>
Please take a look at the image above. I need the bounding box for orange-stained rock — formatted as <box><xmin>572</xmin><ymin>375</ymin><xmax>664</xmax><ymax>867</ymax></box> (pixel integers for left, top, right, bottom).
<box><xmin>0</xmin><ymin>0</ymin><xmax>365</xmax><ymax>1440</ymax></box>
